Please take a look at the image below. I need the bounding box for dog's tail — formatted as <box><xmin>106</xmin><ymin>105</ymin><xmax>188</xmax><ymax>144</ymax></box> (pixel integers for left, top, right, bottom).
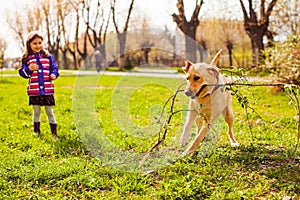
<box><xmin>210</xmin><ymin>49</ymin><xmax>222</xmax><ymax>66</ymax></box>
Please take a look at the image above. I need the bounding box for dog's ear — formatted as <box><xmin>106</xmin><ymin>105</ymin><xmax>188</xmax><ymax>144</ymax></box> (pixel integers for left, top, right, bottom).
<box><xmin>210</xmin><ymin>49</ymin><xmax>222</xmax><ymax>66</ymax></box>
<box><xmin>182</xmin><ymin>61</ymin><xmax>193</xmax><ymax>73</ymax></box>
<box><xmin>207</xmin><ymin>67</ymin><xmax>219</xmax><ymax>78</ymax></box>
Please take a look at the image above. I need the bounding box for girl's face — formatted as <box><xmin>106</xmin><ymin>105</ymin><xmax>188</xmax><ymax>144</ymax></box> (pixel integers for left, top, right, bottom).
<box><xmin>29</xmin><ymin>37</ymin><xmax>43</xmax><ymax>53</ymax></box>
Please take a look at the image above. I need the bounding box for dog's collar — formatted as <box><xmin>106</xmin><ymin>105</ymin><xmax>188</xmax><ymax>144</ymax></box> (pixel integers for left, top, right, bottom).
<box><xmin>195</xmin><ymin>76</ymin><xmax>220</xmax><ymax>98</ymax></box>
<box><xmin>195</xmin><ymin>84</ymin><xmax>207</xmax><ymax>97</ymax></box>
<box><xmin>211</xmin><ymin>84</ymin><xmax>222</xmax><ymax>94</ymax></box>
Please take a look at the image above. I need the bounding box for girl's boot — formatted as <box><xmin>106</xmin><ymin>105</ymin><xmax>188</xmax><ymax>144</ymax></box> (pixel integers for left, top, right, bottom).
<box><xmin>34</xmin><ymin>122</ymin><xmax>40</xmax><ymax>136</ymax></box>
<box><xmin>49</xmin><ymin>123</ymin><xmax>58</xmax><ymax>139</ymax></box>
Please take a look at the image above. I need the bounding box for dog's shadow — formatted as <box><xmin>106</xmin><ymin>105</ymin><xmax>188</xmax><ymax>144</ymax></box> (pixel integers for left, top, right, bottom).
<box><xmin>190</xmin><ymin>144</ymin><xmax>300</xmax><ymax>188</ymax></box>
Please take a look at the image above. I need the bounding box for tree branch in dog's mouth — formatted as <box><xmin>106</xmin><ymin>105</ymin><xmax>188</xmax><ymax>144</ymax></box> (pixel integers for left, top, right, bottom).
<box><xmin>185</xmin><ymin>84</ymin><xmax>208</xmax><ymax>99</ymax></box>
<box><xmin>194</xmin><ymin>84</ymin><xmax>207</xmax><ymax>98</ymax></box>
<box><xmin>139</xmin><ymin>82</ymin><xmax>188</xmax><ymax>167</ymax></box>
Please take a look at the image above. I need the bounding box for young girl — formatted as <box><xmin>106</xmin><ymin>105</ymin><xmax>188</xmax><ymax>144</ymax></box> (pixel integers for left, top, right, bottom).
<box><xmin>19</xmin><ymin>31</ymin><xmax>59</xmax><ymax>139</ymax></box>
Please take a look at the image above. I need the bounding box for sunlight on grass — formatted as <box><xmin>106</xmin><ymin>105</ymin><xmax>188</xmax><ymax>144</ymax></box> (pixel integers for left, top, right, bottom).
<box><xmin>0</xmin><ymin>74</ymin><xmax>299</xmax><ymax>199</ymax></box>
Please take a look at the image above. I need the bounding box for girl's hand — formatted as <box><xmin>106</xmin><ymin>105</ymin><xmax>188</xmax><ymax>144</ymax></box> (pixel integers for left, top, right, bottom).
<box><xmin>50</xmin><ymin>74</ymin><xmax>57</xmax><ymax>80</ymax></box>
<box><xmin>29</xmin><ymin>63</ymin><xmax>38</xmax><ymax>71</ymax></box>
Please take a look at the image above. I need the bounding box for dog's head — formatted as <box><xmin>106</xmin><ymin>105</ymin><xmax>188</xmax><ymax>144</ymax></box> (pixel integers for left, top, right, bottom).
<box><xmin>182</xmin><ymin>50</ymin><xmax>222</xmax><ymax>99</ymax></box>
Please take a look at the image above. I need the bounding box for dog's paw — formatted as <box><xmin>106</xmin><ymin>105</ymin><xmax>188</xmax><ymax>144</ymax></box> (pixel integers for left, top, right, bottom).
<box><xmin>180</xmin><ymin>137</ymin><xmax>189</xmax><ymax>147</ymax></box>
<box><xmin>182</xmin><ymin>149</ymin><xmax>193</xmax><ymax>157</ymax></box>
<box><xmin>230</xmin><ymin>142</ymin><xmax>239</xmax><ymax>147</ymax></box>
<box><xmin>184</xmin><ymin>144</ymin><xmax>197</xmax><ymax>155</ymax></box>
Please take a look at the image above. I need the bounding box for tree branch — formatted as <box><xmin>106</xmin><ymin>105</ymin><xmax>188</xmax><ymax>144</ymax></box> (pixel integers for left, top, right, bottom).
<box><xmin>111</xmin><ymin>0</ymin><xmax>119</xmax><ymax>34</ymax></box>
<box><xmin>191</xmin><ymin>0</ymin><xmax>203</xmax><ymax>22</ymax></box>
<box><xmin>172</xmin><ymin>0</ymin><xmax>187</xmax><ymax>31</ymax></box>
<box><xmin>249</xmin><ymin>0</ymin><xmax>258</xmax><ymax>24</ymax></box>
<box><xmin>123</xmin><ymin>0</ymin><xmax>135</xmax><ymax>32</ymax></box>
<box><xmin>139</xmin><ymin>82</ymin><xmax>187</xmax><ymax>167</ymax></box>
<box><xmin>239</xmin><ymin>0</ymin><xmax>249</xmax><ymax>22</ymax></box>
<box><xmin>260</xmin><ymin>0</ymin><xmax>266</xmax><ymax>23</ymax></box>
<box><xmin>177</xmin><ymin>0</ymin><xmax>185</xmax><ymax>19</ymax></box>
<box><xmin>266</xmin><ymin>0</ymin><xmax>278</xmax><ymax>19</ymax></box>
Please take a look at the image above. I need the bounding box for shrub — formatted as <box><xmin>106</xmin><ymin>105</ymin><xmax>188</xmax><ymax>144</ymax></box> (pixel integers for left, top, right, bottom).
<box><xmin>263</xmin><ymin>35</ymin><xmax>300</xmax><ymax>85</ymax></box>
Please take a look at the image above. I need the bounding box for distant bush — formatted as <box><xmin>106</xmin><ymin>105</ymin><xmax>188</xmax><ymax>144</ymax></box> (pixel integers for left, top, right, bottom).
<box><xmin>263</xmin><ymin>35</ymin><xmax>300</xmax><ymax>85</ymax></box>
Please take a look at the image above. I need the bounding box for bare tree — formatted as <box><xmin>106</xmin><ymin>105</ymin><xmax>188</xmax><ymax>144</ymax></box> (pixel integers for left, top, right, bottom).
<box><xmin>5</xmin><ymin>1</ymin><xmax>43</xmax><ymax>51</ymax></box>
<box><xmin>219</xmin><ymin>19</ymin><xmax>242</xmax><ymax>66</ymax></box>
<box><xmin>172</xmin><ymin>0</ymin><xmax>204</xmax><ymax>62</ymax></box>
<box><xmin>82</xmin><ymin>0</ymin><xmax>110</xmax><ymax>63</ymax></box>
<box><xmin>56</xmin><ymin>0</ymin><xmax>74</xmax><ymax>69</ymax></box>
<box><xmin>239</xmin><ymin>0</ymin><xmax>277</xmax><ymax>66</ymax></box>
<box><xmin>41</xmin><ymin>0</ymin><xmax>61</xmax><ymax>61</ymax></box>
<box><xmin>26</xmin><ymin>4</ymin><xmax>43</xmax><ymax>33</ymax></box>
<box><xmin>111</xmin><ymin>0</ymin><xmax>135</xmax><ymax>70</ymax></box>
<box><xmin>63</xmin><ymin>0</ymin><xmax>82</xmax><ymax>69</ymax></box>
<box><xmin>5</xmin><ymin>0</ymin><xmax>97</xmax><ymax>69</ymax></box>
<box><xmin>5</xmin><ymin>12</ymin><xmax>26</xmax><ymax>51</ymax></box>
<box><xmin>0</xmin><ymin>39</ymin><xmax>7</xmax><ymax>68</ymax></box>
<box><xmin>70</xmin><ymin>0</ymin><xmax>90</xmax><ymax>68</ymax></box>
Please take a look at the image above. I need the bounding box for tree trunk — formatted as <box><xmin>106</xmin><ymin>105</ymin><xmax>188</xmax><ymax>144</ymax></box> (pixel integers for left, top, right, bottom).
<box><xmin>118</xmin><ymin>32</ymin><xmax>126</xmax><ymax>70</ymax></box>
<box><xmin>246</xmin><ymin>27</ymin><xmax>265</xmax><ymax>66</ymax></box>
<box><xmin>144</xmin><ymin>49</ymin><xmax>150</xmax><ymax>64</ymax></box>
<box><xmin>72</xmin><ymin>52</ymin><xmax>78</xmax><ymax>70</ymax></box>
<box><xmin>227</xmin><ymin>42</ymin><xmax>233</xmax><ymax>66</ymax></box>
<box><xmin>239</xmin><ymin>0</ymin><xmax>277</xmax><ymax>67</ymax></box>
<box><xmin>111</xmin><ymin>0</ymin><xmax>135</xmax><ymax>71</ymax></box>
<box><xmin>172</xmin><ymin>0</ymin><xmax>204</xmax><ymax>63</ymax></box>
<box><xmin>185</xmin><ymin>28</ymin><xmax>197</xmax><ymax>62</ymax></box>
<box><xmin>61</xmin><ymin>50</ymin><xmax>68</xmax><ymax>69</ymax></box>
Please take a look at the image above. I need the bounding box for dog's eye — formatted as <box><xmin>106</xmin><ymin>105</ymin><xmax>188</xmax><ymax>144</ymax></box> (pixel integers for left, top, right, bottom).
<box><xmin>193</xmin><ymin>76</ymin><xmax>200</xmax><ymax>81</ymax></box>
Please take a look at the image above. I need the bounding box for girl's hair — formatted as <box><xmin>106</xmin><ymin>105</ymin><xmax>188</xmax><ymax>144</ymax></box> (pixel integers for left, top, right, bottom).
<box><xmin>21</xmin><ymin>31</ymin><xmax>49</xmax><ymax>64</ymax></box>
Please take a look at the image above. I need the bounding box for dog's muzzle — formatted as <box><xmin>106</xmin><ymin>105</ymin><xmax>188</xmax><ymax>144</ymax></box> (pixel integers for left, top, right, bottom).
<box><xmin>184</xmin><ymin>84</ymin><xmax>208</xmax><ymax>99</ymax></box>
<box><xmin>184</xmin><ymin>88</ymin><xmax>196</xmax><ymax>99</ymax></box>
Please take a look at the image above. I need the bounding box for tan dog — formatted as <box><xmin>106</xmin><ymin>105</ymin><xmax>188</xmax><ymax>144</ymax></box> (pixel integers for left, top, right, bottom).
<box><xmin>180</xmin><ymin>50</ymin><xmax>239</xmax><ymax>154</ymax></box>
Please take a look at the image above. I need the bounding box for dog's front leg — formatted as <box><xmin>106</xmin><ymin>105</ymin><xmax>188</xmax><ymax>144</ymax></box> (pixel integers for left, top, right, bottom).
<box><xmin>180</xmin><ymin>100</ymin><xmax>198</xmax><ymax>147</ymax></box>
<box><xmin>185</xmin><ymin>123</ymin><xmax>210</xmax><ymax>154</ymax></box>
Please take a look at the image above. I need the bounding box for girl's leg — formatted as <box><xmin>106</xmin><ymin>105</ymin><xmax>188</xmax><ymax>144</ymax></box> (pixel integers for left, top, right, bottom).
<box><xmin>45</xmin><ymin>106</ymin><xmax>58</xmax><ymax>139</ymax></box>
<box><xmin>33</xmin><ymin>105</ymin><xmax>41</xmax><ymax>122</ymax></box>
<box><xmin>32</xmin><ymin>105</ymin><xmax>41</xmax><ymax>135</ymax></box>
<box><xmin>45</xmin><ymin>106</ymin><xmax>56</xmax><ymax>124</ymax></box>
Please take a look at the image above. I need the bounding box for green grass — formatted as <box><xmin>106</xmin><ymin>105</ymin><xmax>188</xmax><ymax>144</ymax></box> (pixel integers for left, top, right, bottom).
<box><xmin>0</xmin><ymin>72</ymin><xmax>299</xmax><ymax>199</ymax></box>
<box><xmin>0</xmin><ymin>69</ymin><xmax>18</xmax><ymax>74</ymax></box>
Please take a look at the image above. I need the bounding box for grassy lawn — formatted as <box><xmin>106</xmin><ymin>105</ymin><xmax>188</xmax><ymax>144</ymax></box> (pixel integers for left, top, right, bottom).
<box><xmin>0</xmin><ymin>72</ymin><xmax>299</xmax><ymax>199</ymax></box>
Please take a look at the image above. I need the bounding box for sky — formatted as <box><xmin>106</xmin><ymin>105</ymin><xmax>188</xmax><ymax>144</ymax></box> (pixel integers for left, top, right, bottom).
<box><xmin>0</xmin><ymin>0</ymin><xmax>25</xmax><ymax>58</ymax></box>
<box><xmin>0</xmin><ymin>0</ymin><xmax>242</xmax><ymax>58</ymax></box>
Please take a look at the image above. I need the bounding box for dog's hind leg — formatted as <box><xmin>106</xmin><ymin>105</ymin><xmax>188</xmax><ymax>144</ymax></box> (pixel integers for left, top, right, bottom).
<box><xmin>180</xmin><ymin>100</ymin><xmax>198</xmax><ymax>147</ymax></box>
<box><xmin>223</xmin><ymin>106</ymin><xmax>239</xmax><ymax>147</ymax></box>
